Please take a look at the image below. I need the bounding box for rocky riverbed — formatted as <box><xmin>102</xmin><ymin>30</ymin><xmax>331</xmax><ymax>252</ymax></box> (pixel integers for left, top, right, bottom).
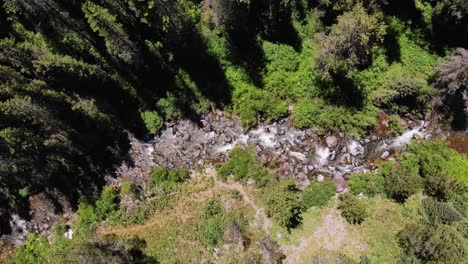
<box><xmin>118</xmin><ymin>110</ymin><xmax>446</xmax><ymax>192</ymax></box>
<box><xmin>1</xmin><ymin>110</ymin><xmax>449</xmax><ymax>250</ymax></box>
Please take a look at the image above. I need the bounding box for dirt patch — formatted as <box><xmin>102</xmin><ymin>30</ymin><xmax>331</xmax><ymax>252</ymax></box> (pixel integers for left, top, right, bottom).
<box><xmin>283</xmin><ymin>207</ymin><xmax>367</xmax><ymax>264</ymax></box>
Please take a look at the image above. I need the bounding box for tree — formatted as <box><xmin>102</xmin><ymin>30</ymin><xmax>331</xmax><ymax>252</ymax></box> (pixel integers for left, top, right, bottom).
<box><xmin>424</xmin><ymin>174</ymin><xmax>465</xmax><ymax>201</ymax></box>
<box><xmin>423</xmin><ymin>198</ymin><xmax>463</xmax><ymax>225</ymax></box>
<box><xmin>315</xmin><ymin>3</ymin><xmax>386</xmax><ymax>79</ymax></box>
<box><xmin>262</xmin><ymin>178</ymin><xmax>303</xmax><ymax>229</ymax></box>
<box><xmin>433</xmin><ymin>48</ymin><xmax>468</xmax><ymax>130</ymax></box>
<box><xmin>398</xmin><ymin>224</ymin><xmax>466</xmax><ymax>263</ymax></box>
<box><xmin>82</xmin><ymin>1</ymin><xmax>139</xmax><ymax>64</ymax></box>
<box><xmin>302</xmin><ymin>180</ymin><xmax>336</xmax><ymax>208</ymax></box>
<box><xmin>348</xmin><ymin>172</ymin><xmax>384</xmax><ymax>196</ymax></box>
<box><xmin>381</xmin><ymin>162</ymin><xmax>423</xmax><ymax>202</ymax></box>
<box><xmin>337</xmin><ymin>193</ymin><xmax>367</xmax><ymax>224</ymax></box>
<box><xmin>434</xmin><ymin>48</ymin><xmax>468</xmax><ymax>95</ymax></box>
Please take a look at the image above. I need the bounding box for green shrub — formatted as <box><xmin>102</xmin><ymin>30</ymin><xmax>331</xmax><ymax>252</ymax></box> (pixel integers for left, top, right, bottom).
<box><xmin>387</xmin><ymin>115</ymin><xmax>405</xmax><ymax>136</ymax></box>
<box><xmin>262</xmin><ymin>178</ymin><xmax>303</xmax><ymax>229</ymax></box>
<box><xmin>302</xmin><ymin>180</ymin><xmax>336</xmax><ymax>208</ymax></box>
<box><xmin>140</xmin><ymin>110</ymin><xmax>163</xmax><ymax>134</ymax></box>
<box><xmin>292</xmin><ymin>100</ymin><xmax>322</xmax><ymax>129</ymax></box>
<box><xmin>119</xmin><ymin>180</ymin><xmax>136</xmax><ymax>198</ymax></box>
<box><xmin>380</xmin><ymin>161</ymin><xmax>423</xmax><ymax>202</ymax></box>
<box><xmin>264</xmin><ymin>70</ymin><xmax>294</xmax><ymax>99</ymax></box>
<box><xmin>217</xmin><ymin>146</ymin><xmax>269</xmax><ymax>187</ymax></box>
<box><xmin>233</xmin><ymin>84</ymin><xmax>288</xmax><ymax>128</ymax></box>
<box><xmin>263</xmin><ymin>41</ymin><xmax>299</xmax><ymax>73</ymax></box>
<box><xmin>377</xmin><ymin>73</ymin><xmax>435</xmax><ymax>117</ymax></box>
<box><xmin>293</xmin><ymin>100</ymin><xmax>378</xmax><ymax>136</ymax></box>
<box><xmin>348</xmin><ymin>172</ymin><xmax>384</xmax><ymax>196</ymax></box>
<box><xmin>424</xmin><ymin>174</ymin><xmax>465</xmax><ymax>201</ymax></box>
<box><xmin>198</xmin><ymin>200</ymin><xmax>227</xmax><ymax>246</ymax></box>
<box><xmin>149</xmin><ymin>168</ymin><xmax>189</xmax><ymax>188</ymax></box>
<box><xmin>403</xmin><ymin>140</ymin><xmax>465</xmax><ymax>180</ymax></box>
<box><xmin>12</xmin><ymin>234</ymin><xmax>49</xmax><ymax>264</ymax></box>
<box><xmin>398</xmin><ymin>224</ymin><xmax>466</xmax><ymax>263</ymax></box>
<box><xmin>338</xmin><ymin>193</ymin><xmax>367</xmax><ymax>224</ymax></box>
<box><xmin>423</xmin><ymin>198</ymin><xmax>463</xmax><ymax>225</ymax></box>
<box><xmin>94</xmin><ymin>186</ymin><xmax>118</xmax><ymax>221</ymax></box>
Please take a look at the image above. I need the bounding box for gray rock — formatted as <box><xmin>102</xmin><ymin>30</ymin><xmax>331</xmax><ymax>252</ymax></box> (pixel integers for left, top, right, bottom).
<box><xmin>326</xmin><ymin>136</ymin><xmax>338</xmax><ymax>148</ymax></box>
<box><xmin>380</xmin><ymin>151</ymin><xmax>390</xmax><ymax>160</ymax></box>
<box><xmin>317</xmin><ymin>174</ymin><xmax>325</xmax><ymax>182</ymax></box>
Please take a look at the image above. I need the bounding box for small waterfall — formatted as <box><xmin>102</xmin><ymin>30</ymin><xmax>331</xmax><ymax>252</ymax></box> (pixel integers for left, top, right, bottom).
<box><xmin>391</xmin><ymin>123</ymin><xmax>425</xmax><ymax>148</ymax></box>
<box><xmin>348</xmin><ymin>140</ymin><xmax>364</xmax><ymax>156</ymax></box>
<box><xmin>315</xmin><ymin>145</ymin><xmax>330</xmax><ymax>167</ymax></box>
<box><xmin>250</xmin><ymin>127</ymin><xmax>277</xmax><ymax>149</ymax></box>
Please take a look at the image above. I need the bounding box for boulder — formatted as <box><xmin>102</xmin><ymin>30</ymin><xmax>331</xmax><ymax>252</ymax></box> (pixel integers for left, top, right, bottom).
<box><xmin>317</xmin><ymin>174</ymin><xmax>325</xmax><ymax>182</ymax></box>
<box><xmin>413</xmin><ymin>133</ymin><xmax>422</xmax><ymax>140</ymax></box>
<box><xmin>326</xmin><ymin>136</ymin><xmax>338</xmax><ymax>148</ymax></box>
<box><xmin>333</xmin><ymin>175</ymin><xmax>347</xmax><ymax>193</ymax></box>
<box><xmin>380</xmin><ymin>151</ymin><xmax>390</xmax><ymax>160</ymax></box>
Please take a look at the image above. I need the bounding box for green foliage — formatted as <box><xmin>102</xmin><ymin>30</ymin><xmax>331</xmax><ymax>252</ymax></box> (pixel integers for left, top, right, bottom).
<box><xmin>422</xmin><ymin>198</ymin><xmax>463</xmax><ymax>225</ymax></box>
<box><xmin>263</xmin><ymin>41</ymin><xmax>300</xmax><ymax>73</ymax></box>
<box><xmin>380</xmin><ymin>161</ymin><xmax>423</xmax><ymax>202</ymax></box>
<box><xmin>424</xmin><ymin>174</ymin><xmax>465</xmax><ymax>201</ymax></box>
<box><xmin>198</xmin><ymin>200</ymin><xmax>227</xmax><ymax>246</ymax></box>
<box><xmin>82</xmin><ymin>1</ymin><xmax>137</xmax><ymax>63</ymax></box>
<box><xmin>338</xmin><ymin>193</ymin><xmax>368</xmax><ymax>224</ymax></box>
<box><xmin>387</xmin><ymin>115</ymin><xmax>405</xmax><ymax>136</ymax></box>
<box><xmin>348</xmin><ymin>173</ymin><xmax>384</xmax><ymax>196</ymax></box>
<box><xmin>149</xmin><ymin>168</ymin><xmax>189</xmax><ymax>189</ymax></box>
<box><xmin>302</xmin><ymin>180</ymin><xmax>336</xmax><ymax>208</ymax></box>
<box><xmin>217</xmin><ymin>146</ymin><xmax>269</xmax><ymax>187</ymax></box>
<box><xmin>403</xmin><ymin>140</ymin><xmax>465</xmax><ymax>180</ymax></box>
<box><xmin>316</xmin><ymin>3</ymin><xmax>386</xmax><ymax>78</ymax></box>
<box><xmin>262</xmin><ymin>178</ymin><xmax>303</xmax><ymax>229</ymax></box>
<box><xmin>377</xmin><ymin>73</ymin><xmax>435</xmax><ymax>117</ymax></box>
<box><xmin>398</xmin><ymin>224</ymin><xmax>466</xmax><ymax>263</ymax></box>
<box><xmin>95</xmin><ymin>186</ymin><xmax>118</xmax><ymax>220</ymax></box>
<box><xmin>141</xmin><ymin>111</ymin><xmax>163</xmax><ymax>134</ymax></box>
<box><xmin>232</xmin><ymin>84</ymin><xmax>288</xmax><ymax>128</ymax></box>
<box><xmin>12</xmin><ymin>234</ymin><xmax>48</xmax><ymax>264</ymax></box>
<box><xmin>293</xmin><ymin>99</ymin><xmax>378</xmax><ymax>136</ymax></box>
<box><xmin>119</xmin><ymin>180</ymin><xmax>136</xmax><ymax>198</ymax></box>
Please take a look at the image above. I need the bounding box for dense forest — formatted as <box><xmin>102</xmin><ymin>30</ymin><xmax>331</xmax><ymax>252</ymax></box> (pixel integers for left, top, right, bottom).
<box><xmin>0</xmin><ymin>0</ymin><xmax>467</xmax><ymax>263</ymax></box>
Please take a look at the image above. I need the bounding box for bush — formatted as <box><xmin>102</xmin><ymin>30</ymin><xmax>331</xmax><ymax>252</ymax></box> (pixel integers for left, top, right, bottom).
<box><xmin>140</xmin><ymin>110</ymin><xmax>163</xmax><ymax>134</ymax></box>
<box><xmin>403</xmin><ymin>140</ymin><xmax>465</xmax><ymax>180</ymax></box>
<box><xmin>198</xmin><ymin>200</ymin><xmax>227</xmax><ymax>246</ymax></box>
<box><xmin>348</xmin><ymin>172</ymin><xmax>384</xmax><ymax>196</ymax></box>
<box><xmin>263</xmin><ymin>41</ymin><xmax>299</xmax><ymax>73</ymax></box>
<box><xmin>12</xmin><ymin>234</ymin><xmax>49</xmax><ymax>264</ymax></box>
<box><xmin>387</xmin><ymin>115</ymin><xmax>405</xmax><ymax>136</ymax></box>
<box><xmin>262</xmin><ymin>178</ymin><xmax>303</xmax><ymax>229</ymax></box>
<box><xmin>377</xmin><ymin>73</ymin><xmax>435</xmax><ymax>117</ymax></box>
<box><xmin>302</xmin><ymin>180</ymin><xmax>336</xmax><ymax>208</ymax></box>
<box><xmin>94</xmin><ymin>186</ymin><xmax>118</xmax><ymax>221</ymax></box>
<box><xmin>380</xmin><ymin>161</ymin><xmax>423</xmax><ymax>202</ymax></box>
<box><xmin>292</xmin><ymin>99</ymin><xmax>322</xmax><ymax>129</ymax></box>
<box><xmin>424</xmin><ymin>174</ymin><xmax>465</xmax><ymax>201</ymax></box>
<box><xmin>217</xmin><ymin>146</ymin><xmax>269</xmax><ymax>187</ymax></box>
<box><xmin>398</xmin><ymin>224</ymin><xmax>466</xmax><ymax>263</ymax></box>
<box><xmin>338</xmin><ymin>193</ymin><xmax>368</xmax><ymax>224</ymax></box>
<box><xmin>423</xmin><ymin>198</ymin><xmax>463</xmax><ymax>225</ymax></box>
<box><xmin>148</xmin><ymin>168</ymin><xmax>189</xmax><ymax>188</ymax></box>
<box><xmin>232</xmin><ymin>84</ymin><xmax>288</xmax><ymax>128</ymax></box>
<box><xmin>293</xmin><ymin>100</ymin><xmax>378</xmax><ymax>136</ymax></box>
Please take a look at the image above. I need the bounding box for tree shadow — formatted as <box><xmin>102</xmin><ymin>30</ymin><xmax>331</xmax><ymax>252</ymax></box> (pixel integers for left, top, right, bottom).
<box><xmin>383</xmin><ymin>22</ymin><xmax>401</xmax><ymax>63</ymax></box>
<box><xmin>443</xmin><ymin>91</ymin><xmax>467</xmax><ymax>131</ymax></box>
<box><xmin>319</xmin><ymin>74</ymin><xmax>366</xmax><ymax>109</ymax></box>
